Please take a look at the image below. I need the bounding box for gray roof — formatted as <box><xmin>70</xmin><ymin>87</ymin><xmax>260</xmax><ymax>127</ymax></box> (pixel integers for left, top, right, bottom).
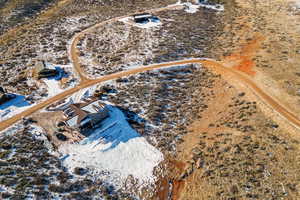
<box><xmin>65</xmin><ymin>100</ymin><xmax>107</xmax><ymax>127</ymax></box>
<box><xmin>0</xmin><ymin>87</ymin><xmax>5</xmax><ymax>94</ymax></box>
<box><xmin>133</xmin><ymin>13</ymin><xmax>152</xmax><ymax>19</ymax></box>
<box><xmin>35</xmin><ymin>61</ymin><xmax>46</xmax><ymax>72</ymax></box>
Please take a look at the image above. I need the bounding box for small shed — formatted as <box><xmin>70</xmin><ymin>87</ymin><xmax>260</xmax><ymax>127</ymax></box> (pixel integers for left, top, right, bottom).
<box><xmin>133</xmin><ymin>13</ymin><xmax>153</xmax><ymax>23</ymax></box>
<box><xmin>35</xmin><ymin>61</ymin><xmax>58</xmax><ymax>79</ymax></box>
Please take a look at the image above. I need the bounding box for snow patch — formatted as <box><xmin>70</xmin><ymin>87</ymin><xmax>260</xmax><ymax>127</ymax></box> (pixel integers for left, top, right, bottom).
<box><xmin>43</xmin><ymin>79</ymin><xmax>64</xmax><ymax>97</ymax></box>
<box><xmin>59</xmin><ymin>105</ymin><xmax>163</xmax><ymax>187</ymax></box>
<box><xmin>184</xmin><ymin>2</ymin><xmax>201</xmax><ymax>13</ymax></box>
<box><xmin>176</xmin><ymin>1</ymin><xmax>224</xmax><ymax>13</ymax></box>
<box><xmin>0</xmin><ymin>95</ymin><xmax>33</xmax><ymax>121</ymax></box>
<box><xmin>69</xmin><ymin>85</ymin><xmax>98</xmax><ymax>103</ymax></box>
<box><xmin>29</xmin><ymin>124</ymin><xmax>56</xmax><ymax>152</ymax></box>
<box><xmin>199</xmin><ymin>3</ymin><xmax>224</xmax><ymax>12</ymax></box>
<box><xmin>42</xmin><ymin>63</ymin><xmax>70</xmax><ymax>97</ymax></box>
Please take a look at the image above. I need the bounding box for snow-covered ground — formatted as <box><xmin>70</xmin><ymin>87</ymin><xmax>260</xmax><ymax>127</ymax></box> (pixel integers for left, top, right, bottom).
<box><xmin>198</xmin><ymin>1</ymin><xmax>224</xmax><ymax>11</ymax></box>
<box><xmin>0</xmin><ymin>95</ymin><xmax>33</xmax><ymax>121</ymax></box>
<box><xmin>59</xmin><ymin>104</ymin><xmax>163</xmax><ymax>188</ymax></box>
<box><xmin>43</xmin><ymin>78</ymin><xmax>64</xmax><ymax>97</ymax></box>
<box><xmin>42</xmin><ymin>63</ymin><xmax>71</xmax><ymax>97</ymax></box>
<box><xmin>175</xmin><ymin>1</ymin><xmax>224</xmax><ymax>13</ymax></box>
<box><xmin>184</xmin><ymin>2</ymin><xmax>201</xmax><ymax>13</ymax></box>
<box><xmin>70</xmin><ymin>85</ymin><xmax>98</xmax><ymax>103</ymax></box>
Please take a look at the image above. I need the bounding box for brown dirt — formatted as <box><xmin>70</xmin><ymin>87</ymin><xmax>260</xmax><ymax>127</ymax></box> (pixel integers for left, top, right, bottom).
<box><xmin>1</xmin><ymin>4</ymin><xmax>300</xmax><ymax>199</ymax></box>
<box><xmin>223</xmin><ymin>34</ymin><xmax>264</xmax><ymax>76</ymax></box>
<box><xmin>156</xmin><ymin>159</ymin><xmax>186</xmax><ymax>200</ymax></box>
<box><xmin>2</xmin><ymin>3</ymin><xmax>299</xmax><ymax>134</ymax></box>
<box><xmin>0</xmin><ymin>0</ymin><xmax>71</xmax><ymax>45</ymax></box>
<box><xmin>172</xmin><ymin>180</ymin><xmax>185</xmax><ymax>200</ymax></box>
<box><xmin>172</xmin><ymin>68</ymin><xmax>300</xmax><ymax>199</ymax></box>
<box><xmin>177</xmin><ymin>79</ymin><xmax>238</xmax><ymax>161</ymax></box>
<box><xmin>157</xmin><ymin>178</ymin><xmax>169</xmax><ymax>200</ymax></box>
<box><xmin>217</xmin><ymin>0</ymin><xmax>300</xmax><ymax>115</ymax></box>
<box><xmin>32</xmin><ymin>111</ymin><xmax>84</xmax><ymax>147</ymax></box>
<box><xmin>163</xmin><ymin>1</ymin><xmax>300</xmax><ymax>198</ymax></box>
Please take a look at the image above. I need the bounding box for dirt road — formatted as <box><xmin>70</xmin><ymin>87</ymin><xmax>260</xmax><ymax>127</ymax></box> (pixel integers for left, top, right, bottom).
<box><xmin>1</xmin><ymin>3</ymin><xmax>299</xmax><ymax>134</ymax></box>
<box><xmin>69</xmin><ymin>4</ymin><xmax>184</xmax><ymax>82</ymax></box>
<box><xmin>1</xmin><ymin>58</ymin><xmax>300</xmax><ymax>132</ymax></box>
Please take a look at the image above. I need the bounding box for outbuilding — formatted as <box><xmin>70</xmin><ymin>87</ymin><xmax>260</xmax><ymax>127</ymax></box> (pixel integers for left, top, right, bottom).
<box><xmin>133</xmin><ymin>13</ymin><xmax>153</xmax><ymax>23</ymax></box>
<box><xmin>35</xmin><ymin>61</ymin><xmax>58</xmax><ymax>79</ymax></box>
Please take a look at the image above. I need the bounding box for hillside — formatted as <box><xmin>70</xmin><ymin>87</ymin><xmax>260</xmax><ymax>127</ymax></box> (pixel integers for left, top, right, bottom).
<box><xmin>0</xmin><ymin>0</ymin><xmax>299</xmax><ymax>199</ymax></box>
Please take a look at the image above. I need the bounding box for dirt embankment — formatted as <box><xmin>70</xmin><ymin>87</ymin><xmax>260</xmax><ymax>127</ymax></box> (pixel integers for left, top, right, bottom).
<box><xmin>169</xmin><ymin>62</ymin><xmax>300</xmax><ymax>199</ymax></box>
<box><xmin>215</xmin><ymin>0</ymin><xmax>300</xmax><ymax>115</ymax></box>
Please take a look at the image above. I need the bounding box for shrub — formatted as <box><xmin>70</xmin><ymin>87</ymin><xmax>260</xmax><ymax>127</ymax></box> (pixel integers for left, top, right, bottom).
<box><xmin>73</xmin><ymin>167</ymin><xmax>87</xmax><ymax>176</ymax></box>
<box><xmin>0</xmin><ymin>150</ymin><xmax>11</xmax><ymax>159</ymax></box>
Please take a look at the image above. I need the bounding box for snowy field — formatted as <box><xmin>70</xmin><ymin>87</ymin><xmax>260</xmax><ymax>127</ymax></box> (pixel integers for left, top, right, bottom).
<box><xmin>42</xmin><ymin>63</ymin><xmax>71</xmax><ymax>97</ymax></box>
<box><xmin>183</xmin><ymin>1</ymin><xmax>224</xmax><ymax>13</ymax></box>
<box><xmin>43</xmin><ymin>78</ymin><xmax>64</xmax><ymax>97</ymax></box>
<box><xmin>59</xmin><ymin>104</ymin><xmax>163</xmax><ymax>188</ymax></box>
<box><xmin>171</xmin><ymin>1</ymin><xmax>224</xmax><ymax>13</ymax></box>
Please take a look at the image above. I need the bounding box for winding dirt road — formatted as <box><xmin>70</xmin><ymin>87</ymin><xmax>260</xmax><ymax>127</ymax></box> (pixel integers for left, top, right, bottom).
<box><xmin>0</xmin><ymin>4</ymin><xmax>299</xmax><ymax>133</ymax></box>
<box><xmin>1</xmin><ymin>59</ymin><xmax>300</xmax><ymax>132</ymax></box>
<box><xmin>69</xmin><ymin>4</ymin><xmax>184</xmax><ymax>82</ymax></box>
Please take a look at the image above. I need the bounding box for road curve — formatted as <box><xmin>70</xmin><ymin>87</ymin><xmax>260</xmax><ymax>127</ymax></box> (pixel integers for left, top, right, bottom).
<box><xmin>1</xmin><ymin>4</ymin><xmax>299</xmax><ymax>133</ymax></box>
<box><xmin>69</xmin><ymin>4</ymin><xmax>184</xmax><ymax>82</ymax></box>
<box><xmin>1</xmin><ymin>59</ymin><xmax>300</xmax><ymax>132</ymax></box>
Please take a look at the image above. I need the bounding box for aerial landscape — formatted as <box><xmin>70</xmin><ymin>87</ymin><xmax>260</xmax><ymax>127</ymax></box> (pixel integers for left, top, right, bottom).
<box><xmin>0</xmin><ymin>0</ymin><xmax>300</xmax><ymax>199</ymax></box>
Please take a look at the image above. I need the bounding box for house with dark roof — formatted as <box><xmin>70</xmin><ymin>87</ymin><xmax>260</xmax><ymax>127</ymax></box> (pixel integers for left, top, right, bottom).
<box><xmin>0</xmin><ymin>87</ymin><xmax>15</xmax><ymax>105</ymax></box>
<box><xmin>35</xmin><ymin>61</ymin><xmax>58</xmax><ymax>79</ymax></box>
<box><xmin>64</xmin><ymin>100</ymin><xmax>109</xmax><ymax>133</ymax></box>
<box><xmin>133</xmin><ymin>13</ymin><xmax>154</xmax><ymax>23</ymax></box>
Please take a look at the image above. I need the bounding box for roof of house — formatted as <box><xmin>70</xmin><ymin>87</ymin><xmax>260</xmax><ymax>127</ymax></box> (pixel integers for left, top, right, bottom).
<box><xmin>0</xmin><ymin>87</ymin><xmax>5</xmax><ymax>94</ymax></box>
<box><xmin>35</xmin><ymin>61</ymin><xmax>56</xmax><ymax>73</ymax></box>
<box><xmin>0</xmin><ymin>87</ymin><xmax>6</xmax><ymax>99</ymax></box>
<box><xmin>133</xmin><ymin>13</ymin><xmax>152</xmax><ymax>19</ymax></box>
<box><xmin>65</xmin><ymin>100</ymin><xmax>107</xmax><ymax>127</ymax></box>
<box><xmin>35</xmin><ymin>61</ymin><xmax>46</xmax><ymax>72</ymax></box>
